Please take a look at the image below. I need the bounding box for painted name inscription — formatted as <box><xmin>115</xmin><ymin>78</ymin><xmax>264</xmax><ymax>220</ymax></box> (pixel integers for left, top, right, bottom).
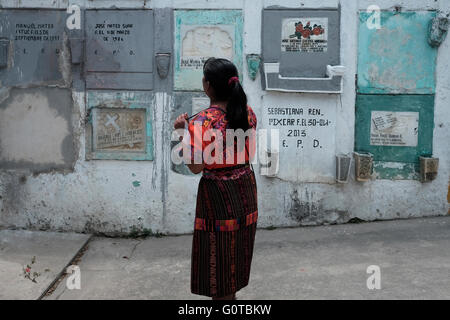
<box><xmin>14</xmin><ymin>23</ymin><xmax>60</xmax><ymax>42</ymax></box>
<box><xmin>267</xmin><ymin>107</ymin><xmax>332</xmax><ymax>149</ymax></box>
<box><xmin>94</xmin><ymin>22</ymin><xmax>135</xmax><ymax>43</ymax></box>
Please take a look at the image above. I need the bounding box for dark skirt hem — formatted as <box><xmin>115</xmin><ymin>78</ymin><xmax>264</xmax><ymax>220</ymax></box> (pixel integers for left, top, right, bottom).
<box><xmin>190</xmin><ymin>280</ymin><xmax>250</xmax><ymax>298</ymax></box>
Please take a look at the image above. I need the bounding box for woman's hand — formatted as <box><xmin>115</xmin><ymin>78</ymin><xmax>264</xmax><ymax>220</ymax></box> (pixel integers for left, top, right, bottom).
<box><xmin>174</xmin><ymin>113</ymin><xmax>188</xmax><ymax>130</ymax></box>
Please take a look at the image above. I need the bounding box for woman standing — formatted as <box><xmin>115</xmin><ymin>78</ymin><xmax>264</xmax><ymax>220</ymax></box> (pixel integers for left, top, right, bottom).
<box><xmin>173</xmin><ymin>58</ymin><xmax>258</xmax><ymax>300</ymax></box>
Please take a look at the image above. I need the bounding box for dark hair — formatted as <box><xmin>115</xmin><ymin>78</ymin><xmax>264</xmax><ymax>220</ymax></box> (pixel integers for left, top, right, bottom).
<box><xmin>203</xmin><ymin>57</ymin><xmax>249</xmax><ymax>130</ymax></box>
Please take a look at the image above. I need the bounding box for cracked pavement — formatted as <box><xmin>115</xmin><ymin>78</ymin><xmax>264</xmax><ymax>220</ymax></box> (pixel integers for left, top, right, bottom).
<box><xmin>41</xmin><ymin>216</ymin><xmax>450</xmax><ymax>300</ymax></box>
<box><xmin>0</xmin><ymin>230</ymin><xmax>90</xmax><ymax>300</ymax></box>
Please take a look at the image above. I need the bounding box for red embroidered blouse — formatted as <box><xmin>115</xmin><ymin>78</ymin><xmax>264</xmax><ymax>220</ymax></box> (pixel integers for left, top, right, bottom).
<box><xmin>186</xmin><ymin>105</ymin><xmax>257</xmax><ymax>170</ymax></box>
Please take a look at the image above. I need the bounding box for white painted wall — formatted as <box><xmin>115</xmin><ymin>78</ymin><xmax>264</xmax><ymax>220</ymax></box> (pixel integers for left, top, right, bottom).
<box><xmin>0</xmin><ymin>0</ymin><xmax>449</xmax><ymax>235</ymax></box>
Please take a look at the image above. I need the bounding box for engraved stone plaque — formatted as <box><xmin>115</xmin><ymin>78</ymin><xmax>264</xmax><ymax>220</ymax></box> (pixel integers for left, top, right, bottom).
<box><xmin>370</xmin><ymin>111</ymin><xmax>419</xmax><ymax>147</ymax></box>
<box><xmin>92</xmin><ymin>108</ymin><xmax>146</xmax><ymax>153</ymax></box>
<box><xmin>86</xmin><ymin>90</ymin><xmax>154</xmax><ymax>160</ymax></box>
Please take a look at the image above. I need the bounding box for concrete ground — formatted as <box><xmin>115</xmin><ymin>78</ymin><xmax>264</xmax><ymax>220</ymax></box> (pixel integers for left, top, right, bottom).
<box><xmin>0</xmin><ymin>230</ymin><xmax>91</xmax><ymax>299</ymax></box>
<box><xmin>42</xmin><ymin>216</ymin><xmax>450</xmax><ymax>300</ymax></box>
<box><xmin>1</xmin><ymin>216</ymin><xmax>449</xmax><ymax>300</ymax></box>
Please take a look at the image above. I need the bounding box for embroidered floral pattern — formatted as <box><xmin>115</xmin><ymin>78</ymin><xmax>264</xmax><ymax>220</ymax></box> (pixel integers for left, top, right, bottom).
<box><xmin>187</xmin><ymin>105</ymin><xmax>257</xmax><ymax>170</ymax></box>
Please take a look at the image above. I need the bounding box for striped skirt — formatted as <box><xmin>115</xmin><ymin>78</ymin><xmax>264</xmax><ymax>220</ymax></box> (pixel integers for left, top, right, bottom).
<box><xmin>191</xmin><ymin>164</ymin><xmax>258</xmax><ymax>298</ymax></box>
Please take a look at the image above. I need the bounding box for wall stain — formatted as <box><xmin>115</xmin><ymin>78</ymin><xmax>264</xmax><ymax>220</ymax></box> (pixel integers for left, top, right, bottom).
<box><xmin>132</xmin><ymin>181</ymin><xmax>141</xmax><ymax>187</ymax></box>
<box><xmin>447</xmin><ymin>177</ymin><xmax>450</xmax><ymax>214</ymax></box>
<box><xmin>288</xmin><ymin>189</ymin><xmax>320</xmax><ymax>224</ymax></box>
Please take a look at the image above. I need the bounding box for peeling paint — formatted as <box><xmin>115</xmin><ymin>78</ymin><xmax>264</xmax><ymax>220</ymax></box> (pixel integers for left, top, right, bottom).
<box><xmin>0</xmin><ymin>87</ymin><xmax>76</xmax><ymax>171</ymax></box>
<box><xmin>358</xmin><ymin>11</ymin><xmax>437</xmax><ymax>94</ymax></box>
<box><xmin>373</xmin><ymin>161</ymin><xmax>420</xmax><ymax>180</ymax></box>
<box><xmin>174</xmin><ymin>10</ymin><xmax>244</xmax><ymax>91</ymax></box>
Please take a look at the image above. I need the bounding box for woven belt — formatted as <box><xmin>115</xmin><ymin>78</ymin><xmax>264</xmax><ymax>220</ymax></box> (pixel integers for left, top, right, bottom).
<box><xmin>194</xmin><ymin>211</ymin><xmax>258</xmax><ymax>232</ymax></box>
<box><xmin>202</xmin><ymin>164</ymin><xmax>252</xmax><ymax>180</ymax></box>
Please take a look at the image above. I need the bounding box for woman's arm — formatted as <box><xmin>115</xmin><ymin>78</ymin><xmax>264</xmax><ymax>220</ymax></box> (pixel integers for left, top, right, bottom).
<box><xmin>174</xmin><ymin>113</ymin><xmax>206</xmax><ymax>174</ymax></box>
<box><xmin>186</xmin><ymin>163</ymin><xmax>205</xmax><ymax>174</ymax></box>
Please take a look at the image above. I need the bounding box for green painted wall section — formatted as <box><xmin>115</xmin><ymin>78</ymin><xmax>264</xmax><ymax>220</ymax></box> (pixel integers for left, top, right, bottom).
<box><xmin>372</xmin><ymin>161</ymin><xmax>420</xmax><ymax>180</ymax></box>
<box><xmin>358</xmin><ymin>11</ymin><xmax>437</xmax><ymax>94</ymax></box>
<box><xmin>355</xmin><ymin>94</ymin><xmax>435</xmax><ymax>179</ymax></box>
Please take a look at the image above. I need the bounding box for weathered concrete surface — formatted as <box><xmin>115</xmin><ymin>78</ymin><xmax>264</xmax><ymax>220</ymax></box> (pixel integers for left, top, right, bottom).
<box><xmin>45</xmin><ymin>216</ymin><xmax>450</xmax><ymax>300</ymax></box>
<box><xmin>0</xmin><ymin>87</ymin><xmax>76</xmax><ymax>172</ymax></box>
<box><xmin>0</xmin><ymin>0</ymin><xmax>449</xmax><ymax>236</ymax></box>
<box><xmin>0</xmin><ymin>229</ymin><xmax>91</xmax><ymax>300</ymax></box>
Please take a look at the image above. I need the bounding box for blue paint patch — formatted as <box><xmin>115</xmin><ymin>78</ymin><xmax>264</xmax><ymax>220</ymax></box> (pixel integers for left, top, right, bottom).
<box><xmin>174</xmin><ymin>10</ymin><xmax>244</xmax><ymax>91</ymax></box>
<box><xmin>358</xmin><ymin>11</ymin><xmax>437</xmax><ymax>94</ymax></box>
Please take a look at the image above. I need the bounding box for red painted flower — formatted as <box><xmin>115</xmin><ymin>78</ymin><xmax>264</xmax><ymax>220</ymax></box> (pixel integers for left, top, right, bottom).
<box><xmin>301</xmin><ymin>29</ymin><xmax>311</xmax><ymax>39</ymax></box>
<box><xmin>313</xmin><ymin>27</ymin><xmax>321</xmax><ymax>35</ymax></box>
<box><xmin>296</xmin><ymin>23</ymin><xmax>303</xmax><ymax>33</ymax></box>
